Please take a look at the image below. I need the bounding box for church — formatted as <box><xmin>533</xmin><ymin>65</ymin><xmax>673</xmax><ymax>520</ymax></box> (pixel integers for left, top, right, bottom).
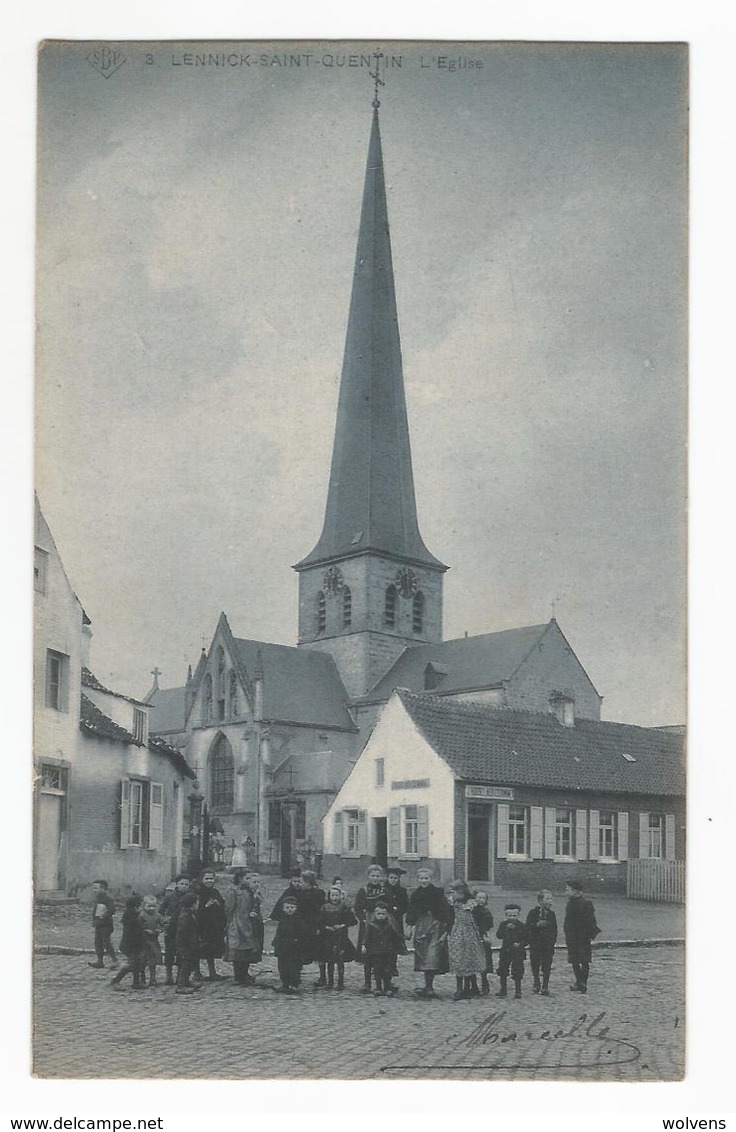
<box><xmin>145</xmin><ymin>105</ymin><xmax>648</xmax><ymax>879</ymax></box>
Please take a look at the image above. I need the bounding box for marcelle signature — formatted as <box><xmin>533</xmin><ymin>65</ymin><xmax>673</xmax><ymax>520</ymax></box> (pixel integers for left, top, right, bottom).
<box><xmin>455</xmin><ymin>1009</ymin><xmax>613</xmax><ymax>1047</ymax></box>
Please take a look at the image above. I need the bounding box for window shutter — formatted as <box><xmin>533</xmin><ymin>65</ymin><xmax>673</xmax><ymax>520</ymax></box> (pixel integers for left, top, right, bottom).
<box><xmin>638</xmin><ymin>812</ymin><xmax>650</xmax><ymax>859</ymax></box>
<box><xmin>119</xmin><ymin>779</ymin><xmax>131</xmax><ymax>848</ymax></box>
<box><xmin>388</xmin><ymin>807</ymin><xmax>400</xmax><ymax>857</ymax></box>
<box><xmin>589</xmin><ymin>810</ymin><xmax>600</xmax><ymax>861</ymax></box>
<box><xmin>148</xmin><ymin>782</ymin><xmax>164</xmax><ymax>850</ymax></box>
<box><xmin>496</xmin><ymin>803</ymin><xmax>509</xmax><ymax>859</ymax></box>
<box><xmin>617</xmin><ymin>812</ymin><xmax>629</xmax><ymax>861</ymax></box>
<box><xmin>544</xmin><ymin>807</ymin><xmax>556</xmax><ymax>859</ymax></box>
<box><xmin>357</xmin><ymin>810</ymin><xmax>368</xmax><ymax>855</ymax></box>
<box><xmin>665</xmin><ymin>813</ymin><xmax>676</xmax><ymax>860</ymax></box>
<box><xmin>530</xmin><ymin>807</ymin><xmax>544</xmax><ymax>859</ymax></box>
<box><xmin>417</xmin><ymin>806</ymin><xmax>429</xmax><ymax>857</ymax></box>
<box><xmin>575</xmin><ymin>810</ymin><xmax>587</xmax><ymax>860</ymax></box>
<box><xmin>60</xmin><ymin>658</ymin><xmax>69</xmax><ymax>713</ymax></box>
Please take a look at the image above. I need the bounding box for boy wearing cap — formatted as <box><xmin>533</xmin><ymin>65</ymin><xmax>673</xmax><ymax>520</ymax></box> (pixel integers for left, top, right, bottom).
<box><xmin>496</xmin><ymin>903</ymin><xmax>529</xmax><ymax>999</ymax></box>
<box><xmin>563</xmin><ymin>880</ymin><xmax>600</xmax><ymax>994</ymax></box>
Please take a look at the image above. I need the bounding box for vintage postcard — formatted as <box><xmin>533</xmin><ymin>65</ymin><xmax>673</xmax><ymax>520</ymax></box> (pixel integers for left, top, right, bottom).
<box><xmin>33</xmin><ymin>39</ymin><xmax>687</xmax><ymax>1081</ymax></box>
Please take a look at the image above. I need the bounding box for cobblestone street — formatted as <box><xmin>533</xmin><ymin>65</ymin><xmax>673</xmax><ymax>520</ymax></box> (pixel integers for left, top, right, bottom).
<box><xmin>33</xmin><ymin>945</ymin><xmax>684</xmax><ymax>1082</ymax></box>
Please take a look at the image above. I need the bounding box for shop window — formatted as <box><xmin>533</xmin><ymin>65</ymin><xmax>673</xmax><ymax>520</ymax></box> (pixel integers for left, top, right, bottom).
<box><xmin>647</xmin><ymin>813</ymin><xmax>664</xmax><ymax>859</ymax></box>
<box><xmin>598</xmin><ymin>811</ymin><xmax>617</xmax><ymax>859</ymax></box>
<box><xmin>555</xmin><ymin>808</ymin><xmax>575</xmax><ymax>858</ymax></box>
<box><xmin>508</xmin><ymin>805</ymin><xmax>530</xmax><ymax>856</ymax></box>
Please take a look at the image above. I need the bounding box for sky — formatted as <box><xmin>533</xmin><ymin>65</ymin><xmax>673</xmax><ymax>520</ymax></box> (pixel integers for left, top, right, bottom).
<box><xmin>35</xmin><ymin>40</ymin><xmax>687</xmax><ymax>725</ymax></box>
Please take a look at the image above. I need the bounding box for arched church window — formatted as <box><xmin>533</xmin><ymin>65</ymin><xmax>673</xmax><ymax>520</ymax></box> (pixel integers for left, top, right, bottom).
<box><xmin>316</xmin><ymin>591</ymin><xmax>326</xmax><ymax>634</ymax></box>
<box><xmin>216</xmin><ymin>648</ymin><xmax>226</xmax><ymax>721</ymax></box>
<box><xmin>384</xmin><ymin>585</ymin><xmax>397</xmax><ymax>629</ymax></box>
<box><xmin>203</xmin><ymin>673</ymin><xmax>213</xmax><ymax>722</ymax></box>
<box><xmin>229</xmin><ymin>670</ymin><xmax>238</xmax><ymax>718</ymax></box>
<box><xmin>209</xmin><ymin>733</ymin><xmax>234</xmax><ymax>811</ymax></box>
<box><xmin>342</xmin><ymin>586</ymin><xmax>352</xmax><ymax>628</ymax></box>
<box><xmin>413</xmin><ymin>591</ymin><xmax>425</xmax><ymax>634</ymax></box>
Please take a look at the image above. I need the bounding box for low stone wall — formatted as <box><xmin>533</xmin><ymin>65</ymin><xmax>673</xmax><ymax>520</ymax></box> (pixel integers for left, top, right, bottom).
<box><xmin>66</xmin><ymin>848</ymin><xmax>177</xmax><ymax>897</ymax></box>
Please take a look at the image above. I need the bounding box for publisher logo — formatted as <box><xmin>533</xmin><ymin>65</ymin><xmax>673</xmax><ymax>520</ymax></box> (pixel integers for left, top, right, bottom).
<box><xmin>86</xmin><ymin>46</ymin><xmax>126</xmax><ymax>79</ymax></box>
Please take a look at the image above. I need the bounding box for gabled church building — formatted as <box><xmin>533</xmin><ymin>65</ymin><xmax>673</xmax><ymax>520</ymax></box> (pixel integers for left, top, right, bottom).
<box><xmin>146</xmin><ymin>105</ymin><xmax>680</xmax><ymax>886</ymax></box>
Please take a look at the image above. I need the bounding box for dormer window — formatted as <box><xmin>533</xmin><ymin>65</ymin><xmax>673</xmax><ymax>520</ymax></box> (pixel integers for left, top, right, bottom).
<box><xmin>384</xmin><ymin>585</ymin><xmax>397</xmax><ymax>628</ymax></box>
<box><xmin>342</xmin><ymin>586</ymin><xmax>352</xmax><ymax>628</ymax></box>
<box><xmin>133</xmin><ymin>708</ymin><xmax>147</xmax><ymax>744</ymax></box>
<box><xmin>424</xmin><ymin>662</ymin><xmax>447</xmax><ymax>691</ymax></box>
<box><xmin>549</xmin><ymin>692</ymin><xmax>575</xmax><ymax>727</ymax></box>
<box><xmin>316</xmin><ymin>591</ymin><xmax>326</xmax><ymax>634</ymax></box>
<box><xmin>412</xmin><ymin>591</ymin><xmax>425</xmax><ymax>634</ymax></box>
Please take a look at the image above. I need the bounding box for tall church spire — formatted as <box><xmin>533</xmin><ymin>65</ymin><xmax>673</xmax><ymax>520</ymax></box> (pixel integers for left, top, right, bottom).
<box><xmin>296</xmin><ymin>109</ymin><xmax>446</xmax><ymax>572</ymax></box>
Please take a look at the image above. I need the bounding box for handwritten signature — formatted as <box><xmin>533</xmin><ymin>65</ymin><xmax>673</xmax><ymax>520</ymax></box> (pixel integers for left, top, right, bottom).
<box><xmin>381</xmin><ymin>1011</ymin><xmax>642</xmax><ymax>1074</ymax></box>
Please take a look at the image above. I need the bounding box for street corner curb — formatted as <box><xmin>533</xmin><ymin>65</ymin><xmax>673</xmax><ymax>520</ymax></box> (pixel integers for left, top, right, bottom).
<box><xmin>35</xmin><ymin>945</ymin><xmax>95</xmax><ymax>955</ymax></box>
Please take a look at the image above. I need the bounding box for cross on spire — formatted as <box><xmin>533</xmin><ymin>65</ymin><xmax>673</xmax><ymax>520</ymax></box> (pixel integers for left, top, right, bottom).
<box><xmin>369</xmin><ymin>49</ymin><xmax>384</xmax><ymax>109</ymax></box>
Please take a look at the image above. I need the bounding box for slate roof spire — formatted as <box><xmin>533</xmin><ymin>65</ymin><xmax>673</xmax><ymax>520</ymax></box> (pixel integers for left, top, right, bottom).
<box><xmin>296</xmin><ymin>108</ymin><xmax>446</xmax><ymax>572</ymax></box>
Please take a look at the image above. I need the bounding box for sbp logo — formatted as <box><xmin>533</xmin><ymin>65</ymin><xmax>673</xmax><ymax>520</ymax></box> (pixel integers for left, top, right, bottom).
<box><xmin>86</xmin><ymin>46</ymin><xmax>126</xmax><ymax>78</ymax></box>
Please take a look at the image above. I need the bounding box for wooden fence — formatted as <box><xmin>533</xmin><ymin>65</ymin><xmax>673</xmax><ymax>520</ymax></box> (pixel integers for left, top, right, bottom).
<box><xmin>626</xmin><ymin>858</ymin><xmax>685</xmax><ymax>903</ymax></box>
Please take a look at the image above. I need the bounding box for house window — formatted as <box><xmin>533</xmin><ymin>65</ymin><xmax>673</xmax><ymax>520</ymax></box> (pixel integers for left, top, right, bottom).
<box><xmin>132</xmin><ymin>708</ymin><xmax>147</xmax><ymax>744</ymax></box>
<box><xmin>508</xmin><ymin>805</ymin><xmax>530</xmax><ymax>856</ymax></box>
<box><xmin>412</xmin><ymin>591</ymin><xmax>425</xmax><ymax>634</ymax></box>
<box><xmin>555</xmin><ymin>808</ymin><xmax>575</xmax><ymax>858</ymax></box>
<box><xmin>45</xmin><ymin>650</ymin><xmax>69</xmax><ymax>712</ymax></box>
<box><xmin>342</xmin><ymin>586</ymin><xmax>352</xmax><ymax>628</ymax></box>
<box><xmin>34</xmin><ymin>548</ymin><xmax>48</xmax><ymax>594</ymax></box>
<box><xmin>345</xmin><ymin>809</ymin><xmax>361</xmax><ymax>853</ymax></box>
<box><xmin>129</xmin><ymin>781</ymin><xmax>144</xmax><ymax>845</ymax></box>
<box><xmin>229</xmin><ymin>670</ymin><xmax>238</xmax><ymax>718</ymax></box>
<box><xmin>375</xmin><ymin>758</ymin><xmax>385</xmax><ymax>787</ymax></box>
<box><xmin>203</xmin><ymin>674</ymin><xmax>213</xmax><ymax>722</ymax></box>
<box><xmin>316</xmin><ymin>591</ymin><xmax>326</xmax><ymax>634</ymax></box>
<box><xmin>598</xmin><ymin>811</ymin><xmax>617</xmax><ymax>859</ymax></box>
<box><xmin>647</xmin><ymin>813</ymin><xmax>664</xmax><ymax>859</ymax></box>
<box><xmin>402</xmin><ymin>805</ymin><xmax>419</xmax><ymax>856</ymax></box>
<box><xmin>209</xmin><ymin>734</ymin><xmax>234</xmax><ymax>811</ymax></box>
<box><xmin>40</xmin><ymin>764</ymin><xmax>66</xmax><ymax>791</ymax></box>
<box><xmin>120</xmin><ymin>779</ymin><xmax>164</xmax><ymax>850</ymax></box>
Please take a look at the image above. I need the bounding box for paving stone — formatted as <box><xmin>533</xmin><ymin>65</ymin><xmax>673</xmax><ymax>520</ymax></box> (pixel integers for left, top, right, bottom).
<box><xmin>33</xmin><ymin>946</ymin><xmax>684</xmax><ymax>1081</ymax></box>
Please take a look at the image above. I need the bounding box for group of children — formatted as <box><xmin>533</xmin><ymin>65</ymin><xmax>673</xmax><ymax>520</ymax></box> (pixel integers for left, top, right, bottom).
<box><xmin>88</xmin><ymin>864</ymin><xmax>600</xmax><ymax>1000</ymax></box>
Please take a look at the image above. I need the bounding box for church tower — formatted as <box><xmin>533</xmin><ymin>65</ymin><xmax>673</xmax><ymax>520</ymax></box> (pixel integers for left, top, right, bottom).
<box><xmin>295</xmin><ymin>107</ymin><xmax>447</xmax><ymax>699</ymax></box>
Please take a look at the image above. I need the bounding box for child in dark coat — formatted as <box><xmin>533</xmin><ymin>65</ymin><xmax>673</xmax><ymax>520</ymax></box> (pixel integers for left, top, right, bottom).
<box><xmin>272</xmin><ymin>895</ymin><xmax>303</xmax><ymax>994</ymax></box>
<box><xmin>175</xmin><ymin>892</ymin><xmax>202</xmax><ymax>995</ymax></box>
<box><xmin>139</xmin><ymin>894</ymin><xmax>165</xmax><ymax>987</ymax></box>
<box><xmin>88</xmin><ymin>879</ymin><xmax>118</xmax><ymax>970</ymax></box>
<box><xmin>197</xmin><ymin>868</ymin><xmax>227</xmax><ymax>982</ymax></box>
<box><xmin>160</xmin><ymin>874</ymin><xmax>191</xmax><ymax>986</ymax></box>
<box><xmin>110</xmin><ymin>895</ymin><xmax>146</xmax><ymax>990</ymax></box>
<box><xmin>563</xmin><ymin>880</ymin><xmax>600</xmax><ymax>994</ymax></box>
<box><xmin>319</xmin><ymin>885</ymin><xmax>357</xmax><ymax>990</ymax></box>
<box><xmin>354</xmin><ymin>864</ymin><xmax>387</xmax><ymax>992</ymax></box>
<box><xmin>496</xmin><ymin>903</ymin><xmax>530</xmax><ymax>999</ymax></box>
<box><xmin>471</xmin><ymin>889</ymin><xmax>495</xmax><ymax>995</ymax></box>
<box><xmin>363</xmin><ymin>901</ymin><xmax>403</xmax><ymax>996</ymax></box>
<box><xmin>526</xmin><ymin>889</ymin><xmax>558</xmax><ymax>996</ymax></box>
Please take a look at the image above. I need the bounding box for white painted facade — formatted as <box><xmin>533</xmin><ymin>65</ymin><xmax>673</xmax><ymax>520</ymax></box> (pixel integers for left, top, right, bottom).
<box><xmin>322</xmin><ymin>694</ymin><xmax>455</xmax><ymax>861</ymax></box>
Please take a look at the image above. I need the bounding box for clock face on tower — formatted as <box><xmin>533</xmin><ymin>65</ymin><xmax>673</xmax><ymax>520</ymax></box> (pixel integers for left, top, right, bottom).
<box><xmin>395</xmin><ymin>567</ymin><xmax>419</xmax><ymax>598</ymax></box>
<box><xmin>323</xmin><ymin>566</ymin><xmax>344</xmax><ymax>596</ymax></box>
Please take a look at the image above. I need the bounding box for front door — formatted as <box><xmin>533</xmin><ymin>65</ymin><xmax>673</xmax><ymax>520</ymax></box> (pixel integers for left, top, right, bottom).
<box><xmin>37</xmin><ymin>792</ymin><xmax>63</xmax><ymax>890</ymax></box>
<box><xmin>467</xmin><ymin>803</ymin><xmax>494</xmax><ymax>882</ymax></box>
